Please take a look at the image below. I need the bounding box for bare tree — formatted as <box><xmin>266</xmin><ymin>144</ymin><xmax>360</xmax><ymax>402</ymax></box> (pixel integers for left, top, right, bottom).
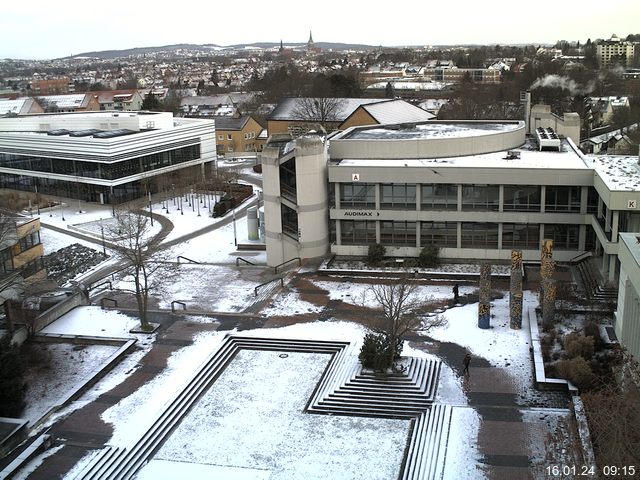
<box><xmin>365</xmin><ymin>275</ymin><xmax>447</xmax><ymax>368</ymax></box>
<box><xmin>291</xmin><ymin>97</ymin><xmax>346</xmax><ymax>133</ymax></box>
<box><xmin>109</xmin><ymin>209</ymin><xmax>163</xmax><ymax>330</ymax></box>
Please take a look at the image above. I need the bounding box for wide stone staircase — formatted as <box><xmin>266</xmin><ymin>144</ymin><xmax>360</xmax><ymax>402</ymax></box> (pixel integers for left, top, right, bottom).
<box><xmin>573</xmin><ymin>256</ymin><xmax>618</xmax><ymax>303</ymax></box>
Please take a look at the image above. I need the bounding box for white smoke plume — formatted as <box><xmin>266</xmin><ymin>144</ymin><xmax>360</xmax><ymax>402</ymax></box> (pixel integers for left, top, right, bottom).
<box><xmin>529</xmin><ymin>74</ymin><xmax>595</xmax><ymax>96</ymax></box>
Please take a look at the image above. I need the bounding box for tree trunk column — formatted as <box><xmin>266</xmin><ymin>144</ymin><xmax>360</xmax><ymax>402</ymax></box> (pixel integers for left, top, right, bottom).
<box><xmin>542</xmin><ymin>279</ymin><xmax>556</xmax><ymax>329</ymax></box>
<box><xmin>539</xmin><ymin>239</ymin><xmax>554</xmax><ymax>306</ymax></box>
<box><xmin>510</xmin><ymin>250</ymin><xmax>523</xmax><ymax>329</ymax></box>
<box><xmin>478</xmin><ymin>263</ymin><xmax>491</xmax><ymax>329</ymax></box>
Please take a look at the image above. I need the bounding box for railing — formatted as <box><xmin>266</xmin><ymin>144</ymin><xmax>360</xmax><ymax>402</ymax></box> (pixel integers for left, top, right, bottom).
<box><xmin>254</xmin><ymin>277</ymin><xmax>284</xmax><ymax>297</ymax></box>
<box><xmin>89</xmin><ymin>281</ymin><xmax>112</xmax><ymax>292</ymax></box>
<box><xmin>171</xmin><ymin>301</ymin><xmax>186</xmax><ymax>312</ymax></box>
<box><xmin>177</xmin><ymin>256</ymin><xmax>200</xmax><ymax>264</ymax></box>
<box><xmin>274</xmin><ymin>257</ymin><xmax>301</xmax><ymax>273</ymax></box>
<box><xmin>569</xmin><ymin>251</ymin><xmax>593</xmax><ymax>265</ymax></box>
<box><xmin>236</xmin><ymin>257</ymin><xmax>256</xmax><ymax>266</ymax></box>
<box><xmin>100</xmin><ymin>298</ymin><xmax>118</xmax><ymax>309</ymax></box>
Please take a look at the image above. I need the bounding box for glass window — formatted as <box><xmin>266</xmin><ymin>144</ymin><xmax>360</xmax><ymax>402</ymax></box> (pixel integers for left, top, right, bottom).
<box><xmin>545</xmin><ymin>186</ymin><xmax>581</xmax><ymax>212</ymax></box>
<box><xmin>279</xmin><ymin>157</ymin><xmax>297</xmax><ymax>201</ymax></box>
<box><xmin>380</xmin><ymin>221</ymin><xmax>416</xmax><ymax>246</ymax></box>
<box><xmin>421</xmin><ymin>184</ymin><xmax>458</xmax><ymax>210</ymax></box>
<box><xmin>503</xmin><ymin>186</ymin><xmax>541</xmax><ymax>212</ymax></box>
<box><xmin>340</xmin><ymin>183</ymin><xmax>375</xmax><ymax>208</ymax></box>
<box><xmin>502</xmin><ymin>223</ymin><xmax>539</xmax><ymax>249</ymax></box>
<box><xmin>420</xmin><ymin>221</ymin><xmax>457</xmax><ymax>247</ymax></box>
<box><xmin>381</xmin><ymin>183</ymin><xmax>416</xmax><ymax>209</ymax></box>
<box><xmin>461</xmin><ymin>185</ymin><xmax>499</xmax><ymax>211</ymax></box>
<box><xmin>544</xmin><ymin>224</ymin><xmax>579</xmax><ymax>250</ymax></box>
<box><xmin>587</xmin><ymin>187</ymin><xmax>598</xmax><ymax>214</ymax></box>
<box><xmin>341</xmin><ymin>220</ymin><xmax>376</xmax><ymax>245</ymax></box>
<box><xmin>461</xmin><ymin>222</ymin><xmax>499</xmax><ymax>248</ymax></box>
<box><xmin>281</xmin><ymin>204</ymin><xmax>298</xmax><ymax>239</ymax></box>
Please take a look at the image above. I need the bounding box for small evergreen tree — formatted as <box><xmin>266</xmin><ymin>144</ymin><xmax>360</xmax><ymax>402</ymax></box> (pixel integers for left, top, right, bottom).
<box><xmin>367</xmin><ymin>243</ymin><xmax>386</xmax><ymax>266</ymax></box>
<box><xmin>418</xmin><ymin>244</ymin><xmax>440</xmax><ymax>268</ymax></box>
<box><xmin>141</xmin><ymin>92</ymin><xmax>161</xmax><ymax>111</ymax></box>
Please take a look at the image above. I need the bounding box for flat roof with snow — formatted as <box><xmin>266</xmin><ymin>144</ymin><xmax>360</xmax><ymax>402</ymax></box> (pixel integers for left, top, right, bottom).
<box><xmin>341</xmin><ymin>121</ymin><xmax>522</xmax><ymax>140</ymax></box>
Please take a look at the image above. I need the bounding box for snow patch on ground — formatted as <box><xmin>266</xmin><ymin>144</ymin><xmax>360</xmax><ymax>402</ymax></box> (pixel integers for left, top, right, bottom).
<box><xmin>41</xmin><ymin>306</ymin><xmax>140</xmax><ymax>338</ymax></box>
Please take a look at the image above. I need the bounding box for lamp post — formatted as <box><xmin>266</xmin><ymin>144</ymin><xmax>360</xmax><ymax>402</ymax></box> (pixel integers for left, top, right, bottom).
<box><xmin>100</xmin><ymin>218</ymin><xmax>106</xmax><ymax>256</ymax></box>
<box><xmin>232</xmin><ymin>207</ymin><xmax>237</xmax><ymax>246</ymax></box>
<box><xmin>148</xmin><ymin>191</ymin><xmax>154</xmax><ymax>226</ymax></box>
<box><xmin>35</xmin><ymin>185</ymin><xmax>40</xmax><ymax>215</ymax></box>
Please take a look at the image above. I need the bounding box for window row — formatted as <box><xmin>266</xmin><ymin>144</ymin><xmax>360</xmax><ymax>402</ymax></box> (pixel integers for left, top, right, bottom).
<box><xmin>338</xmin><ymin>220</ymin><xmax>580</xmax><ymax>250</ymax></box>
<box><xmin>0</xmin><ymin>145</ymin><xmax>201</xmax><ymax>181</ymax></box>
<box><xmin>337</xmin><ymin>183</ymin><xmax>591</xmax><ymax>213</ymax></box>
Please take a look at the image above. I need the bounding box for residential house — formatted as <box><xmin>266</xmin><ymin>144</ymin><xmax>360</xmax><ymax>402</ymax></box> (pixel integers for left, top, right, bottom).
<box><xmin>36</xmin><ymin>93</ymin><xmax>100</xmax><ymax>113</ymax></box>
<box><xmin>95</xmin><ymin>90</ymin><xmax>144</xmax><ymax>111</ymax></box>
<box><xmin>0</xmin><ymin>97</ymin><xmax>44</xmax><ymax>116</ymax></box>
<box><xmin>267</xmin><ymin>98</ymin><xmax>403</xmax><ymax>137</ymax></box>
<box><xmin>339</xmin><ymin>99</ymin><xmax>435</xmax><ymax>130</ymax></box>
<box><xmin>213</xmin><ymin>115</ymin><xmax>263</xmax><ymax>156</ymax></box>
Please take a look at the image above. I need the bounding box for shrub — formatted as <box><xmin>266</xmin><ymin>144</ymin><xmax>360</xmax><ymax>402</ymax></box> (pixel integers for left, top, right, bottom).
<box><xmin>583</xmin><ymin>320</ymin><xmax>603</xmax><ymax>350</ymax></box>
<box><xmin>359</xmin><ymin>332</ymin><xmax>403</xmax><ymax>371</ymax></box>
<box><xmin>564</xmin><ymin>333</ymin><xmax>594</xmax><ymax>360</ymax></box>
<box><xmin>367</xmin><ymin>243</ymin><xmax>386</xmax><ymax>266</ymax></box>
<box><xmin>418</xmin><ymin>244</ymin><xmax>440</xmax><ymax>268</ymax></box>
<box><xmin>556</xmin><ymin>357</ymin><xmax>596</xmax><ymax>390</ymax></box>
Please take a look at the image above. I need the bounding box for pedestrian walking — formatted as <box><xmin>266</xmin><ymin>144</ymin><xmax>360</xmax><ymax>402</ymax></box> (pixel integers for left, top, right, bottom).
<box><xmin>463</xmin><ymin>352</ymin><xmax>471</xmax><ymax>376</ymax></box>
<box><xmin>453</xmin><ymin>283</ymin><xmax>460</xmax><ymax>304</ymax></box>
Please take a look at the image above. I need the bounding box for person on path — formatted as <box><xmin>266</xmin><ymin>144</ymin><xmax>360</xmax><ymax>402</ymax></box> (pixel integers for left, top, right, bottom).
<box><xmin>453</xmin><ymin>283</ymin><xmax>460</xmax><ymax>304</ymax></box>
<box><xmin>463</xmin><ymin>352</ymin><xmax>471</xmax><ymax>376</ymax></box>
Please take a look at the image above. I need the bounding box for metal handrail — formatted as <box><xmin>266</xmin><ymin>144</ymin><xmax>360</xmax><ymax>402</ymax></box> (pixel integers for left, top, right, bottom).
<box><xmin>236</xmin><ymin>257</ymin><xmax>256</xmax><ymax>266</ymax></box>
<box><xmin>89</xmin><ymin>281</ymin><xmax>112</xmax><ymax>291</ymax></box>
<box><xmin>274</xmin><ymin>257</ymin><xmax>301</xmax><ymax>273</ymax></box>
<box><xmin>171</xmin><ymin>301</ymin><xmax>187</xmax><ymax>312</ymax></box>
<box><xmin>100</xmin><ymin>298</ymin><xmax>118</xmax><ymax>309</ymax></box>
<box><xmin>254</xmin><ymin>277</ymin><xmax>284</xmax><ymax>297</ymax></box>
<box><xmin>177</xmin><ymin>256</ymin><xmax>200</xmax><ymax>264</ymax></box>
<box><xmin>569</xmin><ymin>251</ymin><xmax>593</xmax><ymax>265</ymax></box>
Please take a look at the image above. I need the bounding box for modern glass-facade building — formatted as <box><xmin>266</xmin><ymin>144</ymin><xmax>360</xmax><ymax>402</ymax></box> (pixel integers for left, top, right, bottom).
<box><xmin>0</xmin><ymin>111</ymin><xmax>216</xmax><ymax>204</ymax></box>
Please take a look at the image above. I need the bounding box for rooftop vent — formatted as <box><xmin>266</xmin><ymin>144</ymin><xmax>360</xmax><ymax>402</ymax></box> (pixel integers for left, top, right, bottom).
<box><xmin>505</xmin><ymin>150</ymin><xmax>521</xmax><ymax>160</ymax></box>
<box><xmin>535</xmin><ymin>127</ymin><xmax>561</xmax><ymax>151</ymax></box>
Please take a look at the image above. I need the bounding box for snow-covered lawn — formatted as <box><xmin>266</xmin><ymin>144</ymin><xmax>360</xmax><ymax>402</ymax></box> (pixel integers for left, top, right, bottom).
<box><xmin>311</xmin><ymin>278</ymin><xmax>476</xmax><ymax>306</ymax></box>
<box><xmin>40</xmin><ymin>307</ymin><xmax>141</xmax><ymax>338</ymax></box>
<box><xmin>22</xmin><ymin>342</ymin><xmax>119</xmax><ymax>426</ymax></box>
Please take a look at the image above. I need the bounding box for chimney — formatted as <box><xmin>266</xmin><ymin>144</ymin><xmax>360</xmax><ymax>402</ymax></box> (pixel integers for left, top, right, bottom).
<box><xmin>520</xmin><ymin>91</ymin><xmax>532</xmax><ymax>133</ymax></box>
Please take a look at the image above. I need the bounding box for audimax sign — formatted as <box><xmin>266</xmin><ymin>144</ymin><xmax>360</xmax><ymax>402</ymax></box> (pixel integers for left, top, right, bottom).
<box><xmin>343</xmin><ymin>211</ymin><xmax>380</xmax><ymax>217</ymax></box>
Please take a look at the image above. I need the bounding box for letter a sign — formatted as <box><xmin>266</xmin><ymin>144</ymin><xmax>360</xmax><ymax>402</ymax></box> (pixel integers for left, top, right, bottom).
<box><xmin>352</xmin><ymin>173</ymin><xmax>360</xmax><ymax>182</ymax></box>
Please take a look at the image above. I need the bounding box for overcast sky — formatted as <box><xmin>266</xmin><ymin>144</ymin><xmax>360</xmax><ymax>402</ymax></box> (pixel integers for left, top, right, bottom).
<box><xmin>2</xmin><ymin>0</ymin><xmax>639</xmax><ymax>59</ymax></box>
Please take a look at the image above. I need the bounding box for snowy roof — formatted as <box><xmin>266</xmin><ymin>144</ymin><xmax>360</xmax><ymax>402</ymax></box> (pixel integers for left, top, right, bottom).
<box><xmin>584</xmin><ymin>155</ymin><xmax>640</xmax><ymax>191</ymax></box>
<box><xmin>619</xmin><ymin>233</ymin><xmax>640</xmax><ymax>268</ymax></box>
<box><xmin>212</xmin><ymin>115</ymin><xmax>252</xmax><ymax>131</ymax></box>
<box><xmin>366</xmin><ymin>81</ymin><xmax>452</xmax><ymax>91</ymax></box>
<box><xmin>40</xmin><ymin>94</ymin><xmax>92</xmax><ymax>109</ymax></box>
<box><xmin>335</xmin><ymin>138</ymin><xmax>589</xmax><ymax>170</ymax></box>
<box><xmin>95</xmin><ymin>90</ymin><xmax>139</xmax><ymax>104</ymax></box>
<box><xmin>356</xmin><ymin>100</ymin><xmax>435</xmax><ymax>124</ymax></box>
<box><xmin>268</xmin><ymin>97</ymin><xmax>387</xmax><ymax>122</ymax></box>
<box><xmin>342</xmin><ymin>121</ymin><xmax>520</xmax><ymax>140</ymax></box>
<box><xmin>0</xmin><ymin>97</ymin><xmax>29</xmax><ymax>115</ymax></box>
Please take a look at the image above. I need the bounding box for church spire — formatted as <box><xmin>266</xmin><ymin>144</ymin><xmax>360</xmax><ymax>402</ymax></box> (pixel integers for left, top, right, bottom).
<box><xmin>308</xmin><ymin>30</ymin><xmax>314</xmax><ymax>46</ymax></box>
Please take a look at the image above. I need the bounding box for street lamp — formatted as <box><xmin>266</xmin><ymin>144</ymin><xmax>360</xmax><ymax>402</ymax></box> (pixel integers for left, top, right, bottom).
<box><xmin>148</xmin><ymin>191</ymin><xmax>154</xmax><ymax>226</ymax></box>
<box><xmin>100</xmin><ymin>218</ymin><xmax>106</xmax><ymax>256</ymax></box>
<box><xmin>232</xmin><ymin>207</ymin><xmax>237</xmax><ymax>246</ymax></box>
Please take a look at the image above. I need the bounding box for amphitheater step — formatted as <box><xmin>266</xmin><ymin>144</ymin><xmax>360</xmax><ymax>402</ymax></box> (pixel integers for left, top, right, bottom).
<box><xmin>401</xmin><ymin>405</ymin><xmax>452</xmax><ymax>480</ymax></box>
